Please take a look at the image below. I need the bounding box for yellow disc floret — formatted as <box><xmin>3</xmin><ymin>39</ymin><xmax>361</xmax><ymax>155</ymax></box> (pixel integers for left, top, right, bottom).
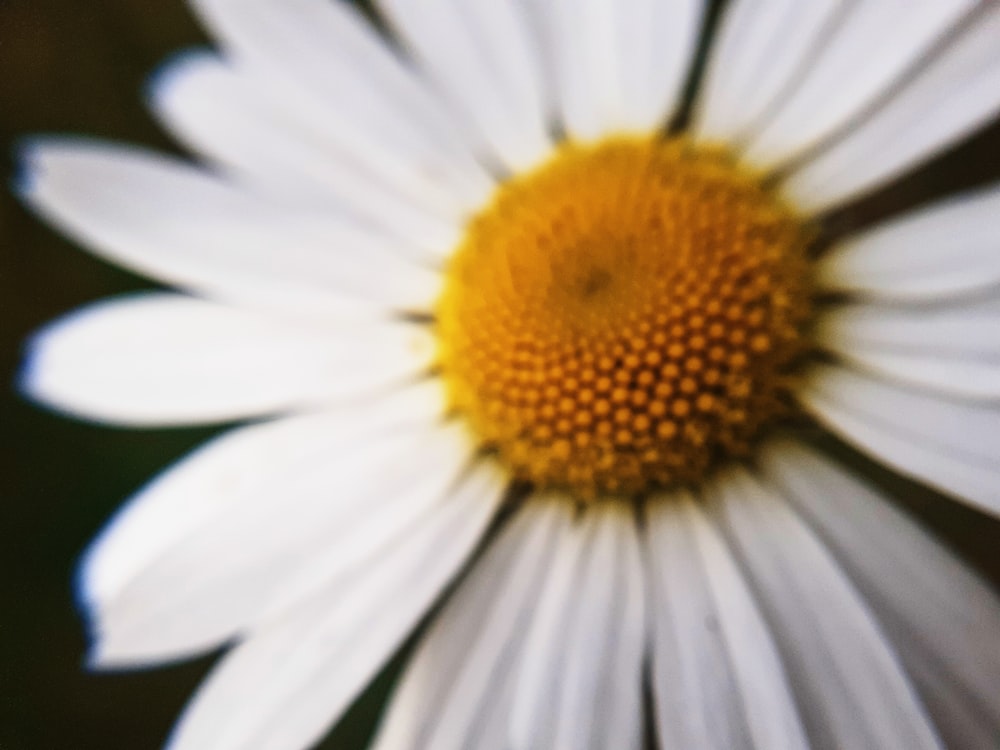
<box><xmin>436</xmin><ymin>137</ymin><xmax>813</xmax><ymax>497</ymax></box>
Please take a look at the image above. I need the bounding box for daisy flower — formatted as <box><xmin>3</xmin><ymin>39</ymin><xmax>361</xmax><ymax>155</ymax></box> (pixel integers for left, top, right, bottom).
<box><xmin>18</xmin><ymin>0</ymin><xmax>1000</xmax><ymax>748</ymax></box>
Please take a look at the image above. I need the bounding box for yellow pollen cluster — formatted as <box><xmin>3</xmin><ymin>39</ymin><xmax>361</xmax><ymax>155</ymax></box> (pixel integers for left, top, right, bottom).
<box><xmin>435</xmin><ymin>137</ymin><xmax>813</xmax><ymax>497</ymax></box>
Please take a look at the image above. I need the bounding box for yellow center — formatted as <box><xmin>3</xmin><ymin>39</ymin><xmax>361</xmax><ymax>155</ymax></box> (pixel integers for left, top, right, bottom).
<box><xmin>436</xmin><ymin>137</ymin><xmax>814</xmax><ymax>497</ymax></box>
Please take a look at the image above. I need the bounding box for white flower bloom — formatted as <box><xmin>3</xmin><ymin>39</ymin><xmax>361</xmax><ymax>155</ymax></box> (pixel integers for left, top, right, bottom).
<box><xmin>18</xmin><ymin>1</ymin><xmax>1000</xmax><ymax>749</ymax></box>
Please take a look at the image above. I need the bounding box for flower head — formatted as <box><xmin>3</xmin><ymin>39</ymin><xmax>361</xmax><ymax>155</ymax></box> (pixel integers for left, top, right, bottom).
<box><xmin>19</xmin><ymin>1</ymin><xmax>1000</xmax><ymax>749</ymax></box>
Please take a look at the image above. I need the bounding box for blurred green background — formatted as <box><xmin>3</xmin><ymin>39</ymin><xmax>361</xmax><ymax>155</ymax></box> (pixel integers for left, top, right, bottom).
<box><xmin>1</xmin><ymin>1</ymin><xmax>999</xmax><ymax>749</ymax></box>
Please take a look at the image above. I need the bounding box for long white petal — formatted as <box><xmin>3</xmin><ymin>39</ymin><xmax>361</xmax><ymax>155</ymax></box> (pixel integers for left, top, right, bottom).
<box><xmin>815</xmin><ymin>184</ymin><xmax>1000</xmax><ymax>301</ymax></box>
<box><xmin>539</xmin><ymin>0</ymin><xmax>615</xmax><ymax>141</ymax></box>
<box><xmin>91</xmin><ymin>422</ymin><xmax>474</xmax><ymax>666</ymax></box>
<box><xmin>541</xmin><ymin>0</ymin><xmax>703</xmax><ymax>141</ymax></box>
<box><xmin>506</xmin><ymin>500</ymin><xmax>587</xmax><ymax>749</ymax></box>
<box><xmin>78</xmin><ymin>382</ymin><xmax>444</xmax><ymax>617</ymax></box>
<box><xmin>817</xmin><ymin>302</ymin><xmax>1000</xmax><ymax>399</ymax></box>
<box><xmin>800</xmin><ymin>365</ymin><xmax>1000</xmax><ymax>516</ymax></box>
<box><xmin>611</xmin><ymin>0</ymin><xmax>706</xmax><ymax>134</ymax></box>
<box><xmin>694</xmin><ymin>0</ymin><xmax>842</xmax><ymax>146</ymax></box>
<box><xmin>645</xmin><ymin>493</ymin><xmax>808</xmax><ymax>750</ymax></box>
<box><xmin>709</xmin><ymin>467</ymin><xmax>943</xmax><ymax>750</ymax></box>
<box><xmin>648</xmin><ymin>494</ymin><xmax>751</xmax><ymax>750</ymax></box>
<box><xmin>804</xmin><ymin>368</ymin><xmax>1000</xmax><ymax>461</ymax></box>
<box><xmin>371</xmin><ymin>502</ymin><xmax>566</xmax><ymax>750</ymax></box>
<box><xmin>21</xmin><ymin>294</ymin><xmax>434</xmax><ymax>426</ymax></box>
<box><xmin>826</xmin><ymin>348</ymin><xmax>1000</xmax><ymax>401</ymax></box>
<box><xmin>167</xmin><ymin>460</ymin><xmax>504</xmax><ymax>750</ymax></box>
<box><xmin>552</xmin><ymin>503</ymin><xmax>644</xmax><ymax>750</ymax></box>
<box><xmin>189</xmin><ymin>0</ymin><xmax>495</xmax><ymax>210</ymax></box>
<box><xmin>18</xmin><ymin>142</ymin><xmax>444</xmax><ymax>316</ymax></box>
<box><xmin>741</xmin><ymin>1</ymin><xmax>973</xmax><ymax>169</ymax></box>
<box><xmin>761</xmin><ymin>439</ymin><xmax>1000</xmax><ymax>749</ymax></box>
<box><xmin>817</xmin><ymin>302</ymin><xmax>1000</xmax><ymax>358</ymax></box>
<box><xmin>376</xmin><ymin>0</ymin><xmax>552</xmax><ymax>172</ymax></box>
<box><xmin>784</xmin><ymin>6</ymin><xmax>1000</xmax><ymax>212</ymax></box>
<box><xmin>509</xmin><ymin>501</ymin><xmax>645</xmax><ymax>750</ymax></box>
<box><xmin>151</xmin><ymin>52</ymin><xmax>467</xmax><ymax>252</ymax></box>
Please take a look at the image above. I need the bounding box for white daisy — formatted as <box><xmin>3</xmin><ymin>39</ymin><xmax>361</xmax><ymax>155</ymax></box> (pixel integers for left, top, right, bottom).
<box><xmin>18</xmin><ymin>1</ymin><xmax>1000</xmax><ymax>748</ymax></box>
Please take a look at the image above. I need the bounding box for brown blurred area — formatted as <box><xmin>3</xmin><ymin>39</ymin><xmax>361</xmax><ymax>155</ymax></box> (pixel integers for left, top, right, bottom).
<box><xmin>1</xmin><ymin>2</ymin><xmax>999</xmax><ymax>749</ymax></box>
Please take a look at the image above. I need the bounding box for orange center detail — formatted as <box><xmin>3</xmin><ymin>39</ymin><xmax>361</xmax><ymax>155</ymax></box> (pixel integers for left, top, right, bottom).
<box><xmin>436</xmin><ymin>137</ymin><xmax>813</xmax><ymax>497</ymax></box>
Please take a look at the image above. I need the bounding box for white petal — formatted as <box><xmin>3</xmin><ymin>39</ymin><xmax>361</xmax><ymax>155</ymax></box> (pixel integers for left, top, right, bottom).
<box><xmin>190</xmin><ymin>0</ymin><xmax>494</xmax><ymax>212</ymax></box>
<box><xmin>605</xmin><ymin>0</ymin><xmax>706</xmax><ymax>135</ymax></box>
<box><xmin>741</xmin><ymin>1</ymin><xmax>974</xmax><ymax>169</ymax></box>
<box><xmin>506</xmin><ymin>500</ymin><xmax>588</xmax><ymax>749</ymax></box>
<box><xmin>645</xmin><ymin>493</ymin><xmax>808</xmax><ymax>750</ymax></box>
<box><xmin>784</xmin><ymin>6</ymin><xmax>1000</xmax><ymax>212</ymax></box>
<box><xmin>509</xmin><ymin>501</ymin><xmax>645</xmax><ymax>750</ymax></box>
<box><xmin>900</xmin><ymin>657</ymin><xmax>1000</xmax><ymax>750</ymax></box>
<box><xmin>552</xmin><ymin>504</ymin><xmax>645</xmax><ymax>750</ymax></box>
<box><xmin>22</xmin><ymin>294</ymin><xmax>434</xmax><ymax>426</ymax></box>
<box><xmin>800</xmin><ymin>365</ymin><xmax>1000</xmax><ymax>516</ymax></box>
<box><xmin>647</xmin><ymin>494</ymin><xmax>750</xmax><ymax>750</ymax></box>
<box><xmin>817</xmin><ymin>301</ymin><xmax>1000</xmax><ymax>399</ymax></box>
<box><xmin>91</xmin><ymin>421</ymin><xmax>474</xmax><ymax>666</ymax></box>
<box><xmin>814</xmin><ymin>360</ymin><xmax>1000</xmax><ymax>462</ymax></box>
<box><xmin>530</xmin><ymin>0</ymin><xmax>607</xmax><ymax>142</ymax></box>
<box><xmin>826</xmin><ymin>348</ymin><xmax>1000</xmax><ymax>401</ymax></box>
<box><xmin>539</xmin><ymin>0</ymin><xmax>702</xmax><ymax>141</ymax></box>
<box><xmin>151</xmin><ymin>52</ymin><xmax>466</xmax><ymax>253</ymax></box>
<box><xmin>761</xmin><ymin>439</ymin><xmax>1000</xmax><ymax>749</ymax></box>
<box><xmin>709</xmin><ymin>467</ymin><xmax>943</xmax><ymax>750</ymax></box>
<box><xmin>817</xmin><ymin>302</ymin><xmax>1000</xmax><ymax>358</ymax></box>
<box><xmin>167</xmin><ymin>460</ymin><xmax>503</xmax><ymax>750</ymax></box>
<box><xmin>694</xmin><ymin>0</ymin><xmax>841</xmax><ymax>146</ymax></box>
<box><xmin>815</xmin><ymin>183</ymin><xmax>1000</xmax><ymax>301</ymax></box>
<box><xmin>18</xmin><ymin>141</ymin><xmax>444</xmax><ymax>316</ymax></box>
<box><xmin>78</xmin><ymin>383</ymin><xmax>444</xmax><ymax>616</ymax></box>
<box><xmin>371</xmin><ymin>502</ymin><xmax>567</xmax><ymax>750</ymax></box>
<box><xmin>248</xmin><ymin>436</ymin><xmax>497</xmax><ymax>625</ymax></box>
<box><xmin>376</xmin><ymin>0</ymin><xmax>552</xmax><ymax>172</ymax></box>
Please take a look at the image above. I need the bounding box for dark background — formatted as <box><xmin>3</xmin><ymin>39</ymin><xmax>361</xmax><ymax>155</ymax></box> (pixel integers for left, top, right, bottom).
<box><xmin>2</xmin><ymin>2</ymin><xmax>1000</xmax><ymax>749</ymax></box>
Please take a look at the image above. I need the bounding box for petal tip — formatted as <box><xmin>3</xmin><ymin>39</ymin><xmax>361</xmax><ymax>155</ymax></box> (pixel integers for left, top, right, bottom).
<box><xmin>16</xmin><ymin>309</ymin><xmax>91</xmax><ymax>418</ymax></box>
<box><xmin>83</xmin><ymin>643</ymin><xmax>108</xmax><ymax>672</ymax></box>
<box><xmin>12</xmin><ymin>145</ymin><xmax>36</xmax><ymax>199</ymax></box>
<box><xmin>12</xmin><ymin>136</ymin><xmax>58</xmax><ymax>201</ymax></box>
<box><xmin>83</xmin><ymin>637</ymin><xmax>149</xmax><ymax>673</ymax></box>
<box><xmin>17</xmin><ymin>323</ymin><xmax>56</xmax><ymax>406</ymax></box>
<box><xmin>145</xmin><ymin>48</ymin><xmax>219</xmax><ymax>113</ymax></box>
<box><xmin>13</xmin><ymin>135</ymin><xmax>99</xmax><ymax>195</ymax></box>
